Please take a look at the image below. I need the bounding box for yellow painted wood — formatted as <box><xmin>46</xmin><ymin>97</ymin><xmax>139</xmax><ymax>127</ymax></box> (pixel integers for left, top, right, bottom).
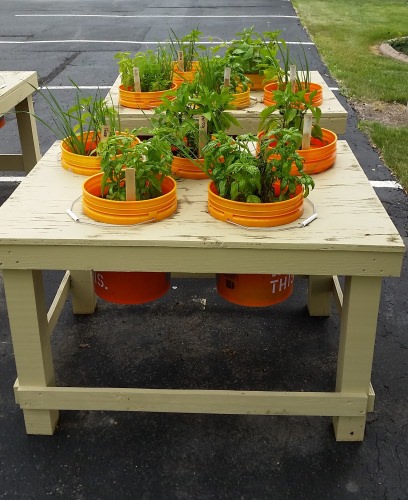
<box><xmin>15</xmin><ymin>94</ymin><xmax>41</xmax><ymax>171</ymax></box>
<box><xmin>367</xmin><ymin>383</ymin><xmax>375</xmax><ymax>412</ymax></box>
<box><xmin>333</xmin><ymin>275</ymin><xmax>344</xmax><ymax>314</ymax></box>
<box><xmin>0</xmin><ymin>71</ymin><xmax>41</xmax><ymax>172</ymax></box>
<box><xmin>70</xmin><ymin>270</ymin><xmax>97</xmax><ymax>314</ymax></box>
<box><xmin>0</xmin><ymin>139</ymin><xmax>404</xmax><ymax>439</ymax></box>
<box><xmin>2</xmin><ymin>270</ymin><xmax>58</xmax><ymax>434</ymax></box>
<box><xmin>333</xmin><ymin>275</ymin><xmax>383</xmax><ymax>441</ymax></box>
<box><xmin>108</xmin><ymin>71</ymin><xmax>348</xmax><ymax>134</ymax></box>
<box><xmin>0</xmin><ymin>155</ymin><xmax>25</xmax><ymax>170</ymax></box>
<box><xmin>0</xmin><ymin>142</ymin><xmax>404</xmax><ymax>275</ymax></box>
<box><xmin>307</xmin><ymin>276</ymin><xmax>333</xmax><ymax>316</ymax></box>
<box><xmin>46</xmin><ymin>270</ymin><xmax>71</xmax><ymax>337</ymax></box>
<box><xmin>15</xmin><ymin>385</ymin><xmax>367</xmax><ymax>416</ymax></box>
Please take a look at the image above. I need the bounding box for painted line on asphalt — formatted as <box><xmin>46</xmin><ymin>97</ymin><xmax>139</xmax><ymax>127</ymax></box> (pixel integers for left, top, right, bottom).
<box><xmin>370</xmin><ymin>180</ymin><xmax>403</xmax><ymax>189</ymax></box>
<box><xmin>0</xmin><ymin>40</ymin><xmax>314</xmax><ymax>46</ymax></box>
<box><xmin>15</xmin><ymin>14</ymin><xmax>298</xmax><ymax>19</ymax></box>
<box><xmin>0</xmin><ymin>177</ymin><xmax>402</xmax><ymax>189</ymax></box>
<box><xmin>39</xmin><ymin>86</ymin><xmax>111</xmax><ymax>90</ymax></box>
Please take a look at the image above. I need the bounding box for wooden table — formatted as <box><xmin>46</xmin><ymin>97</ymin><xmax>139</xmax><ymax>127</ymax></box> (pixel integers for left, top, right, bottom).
<box><xmin>0</xmin><ymin>71</ymin><xmax>41</xmax><ymax>173</ymax></box>
<box><xmin>0</xmin><ymin>140</ymin><xmax>404</xmax><ymax>440</ymax></box>
<box><xmin>108</xmin><ymin>71</ymin><xmax>348</xmax><ymax>135</ymax></box>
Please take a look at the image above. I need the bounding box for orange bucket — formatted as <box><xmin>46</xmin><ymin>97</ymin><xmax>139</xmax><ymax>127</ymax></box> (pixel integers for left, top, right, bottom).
<box><xmin>263</xmin><ymin>82</ymin><xmax>323</xmax><ymax>107</ymax></box>
<box><xmin>171</xmin><ymin>156</ymin><xmax>208</xmax><ymax>180</ymax></box>
<box><xmin>82</xmin><ymin>173</ymin><xmax>177</xmax><ymax>225</ymax></box>
<box><xmin>173</xmin><ymin>61</ymin><xmax>199</xmax><ymax>84</ymax></box>
<box><xmin>217</xmin><ymin>273</ymin><xmax>294</xmax><ymax>307</ymax></box>
<box><xmin>208</xmin><ymin>182</ymin><xmax>304</xmax><ymax>227</ymax></box>
<box><xmin>61</xmin><ymin>131</ymin><xmax>100</xmax><ymax>176</ymax></box>
<box><xmin>231</xmin><ymin>88</ymin><xmax>251</xmax><ymax>109</ymax></box>
<box><xmin>119</xmin><ymin>82</ymin><xmax>178</xmax><ymax>109</ymax></box>
<box><xmin>258</xmin><ymin>129</ymin><xmax>337</xmax><ymax>175</ymax></box>
<box><xmin>293</xmin><ymin>129</ymin><xmax>337</xmax><ymax>175</ymax></box>
<box><xmin>61</xmin><ymin>132</ymin><xmax>140</xmax><ymax>176</ymax></box>
<box><xmin>244</xmin><ymin>73</ymin><xmax>275</xmax><ymax>91</ymax></box>
<box><xmin>93</xmin><ymin>270</ymin><xmax>170</xmax><ymax>305</ymax></box>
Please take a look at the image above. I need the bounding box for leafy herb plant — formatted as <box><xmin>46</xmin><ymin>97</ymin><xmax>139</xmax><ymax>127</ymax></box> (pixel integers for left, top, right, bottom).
<box><xmin>168</xmin><ymin>28</ymin><xmax>202</xmax><ymax>72</ymax></box>
<box><xmin>195</xmin><ymin>50</ymin><xmax>250</xmax><ymax>94</ymax></box>
<box><xmin>115</xmin><ymin>47</ymin><xmax>174</xmax><ymax>92</ymax></box>
<box><xmin>33</xmin><ymin>82</ymin><xmax>120</xmax><ymax>156</ymax></box>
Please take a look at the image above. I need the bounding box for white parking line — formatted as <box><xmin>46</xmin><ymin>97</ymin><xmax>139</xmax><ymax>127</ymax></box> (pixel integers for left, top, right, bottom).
<box><xmin>15</xmin><ymin>14</ymin><xmax>298</xmax><ymax>19</ymax></box>
<box><xmin>39</xmin><ymin>86</ymin><xmax>111</xmax><ymax>90</ymax></box>
<box><xmin>0</xmin><ymin>40</ymin><xmax>314</xmax><ymax>45</ymax></box>
<box><xmin>370</xmin><ymin>180</ymin><xmax>403</xmax><ymax>189</ymax></box>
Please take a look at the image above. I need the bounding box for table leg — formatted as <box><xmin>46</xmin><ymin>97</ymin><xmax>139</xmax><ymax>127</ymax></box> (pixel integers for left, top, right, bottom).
<box><xmin>333</xmin><ymin>275</ymin><xmax>382</xmax><ymax>441</ymax></box>
<box><xmin>2</xmin><ymin>269</ymin><xmax>59</xmax><ymax>434</ymax></box>
<box><xmin>15</xmin><ymin>96</ymin><xmax>41</xmax><ymax>172</ymax></box>
<box><xmin>307</xmin><ymin>276</ymin><xmax>333</xmax><ymax>316</ymax></box>
<box><xmin>70</xmin><ymin>270</ymin><xmax>97</xmax><ymax>314</ymax></box>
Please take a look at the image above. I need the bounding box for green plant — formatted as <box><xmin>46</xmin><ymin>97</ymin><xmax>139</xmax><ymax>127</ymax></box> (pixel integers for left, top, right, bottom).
<box><xmin>225</xmin><ymin>26</ymin><xmax>282</xmax><ymax>78</ymax></box>
<box><xmin>195</xmin><ymin>50</ymin><xmax>250</xmax><ymax>94</ymax></box>
<box><xmin>146</xmin><ymin>79</ymin><xmax>241</xmax><ymax>160</ymax></box>
<box><xmin>292</xmin><ymin>0</ymin><xmax>408</xmax><ymax>191</ymax></box>
<box><xmin>203</xmin><ymin>129</ymin><xmax>314</xmax><ymax>203</ymax></box>
<box><xmin>115</xmin><ymin>47</ymin><xmax>174</xmax><ymax>92</ymax></box>
<box><xmin>97</xmin><ymin>134</ymin><xmax>173</xmax><ymax>201</ymax></box>
<box><xmin>260</xmin><ymin>83</ymin><xmax>323</xmax><ymax>141</ymax></box>
<box><xmin>33</xmin><ymin>82</ymin><xmax>120</xmax><ymax>155</ymax></box>
<box><xmin>273</xmin><ymin>42</ymin><xmax>313</xmax><ymax>90</ymax></box>
<box><xmin>168</xmin><ymin>28</ymin><xmax>202</xmax><ymax>72</ymax></box>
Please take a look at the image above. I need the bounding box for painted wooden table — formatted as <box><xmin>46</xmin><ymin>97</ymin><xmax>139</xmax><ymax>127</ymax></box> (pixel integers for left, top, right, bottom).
<box><xmin>0</xmin><ymin>71</ymin><xmax>41</xmax><ymax>172</ymax></box>
<box><xmin>108</xmin><ymin>71</ymin><xmax>348</xmax><ymax>135</ymax></box>
<box><xmin>0</xmin><ymin>140</ymin><xmax>404</xmax><ymax>440</ymax></box>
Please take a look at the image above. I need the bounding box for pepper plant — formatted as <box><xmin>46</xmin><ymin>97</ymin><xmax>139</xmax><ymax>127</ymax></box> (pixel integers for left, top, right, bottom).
<box><xmin>143</xmin><ymin>79</ymin><xmax>241</xmax><ymax>161</ymax></box>
<box><xmin>260</xmin><ymin>82</ymin><xmax>323</xmax><ymax>142</ymax></box>
<box><xmin>224</xmin><ymin>26</ymin><xmax>282</xmax><ymax>79</ymax></box>
<box><xmin>202</xmin><ymin>128</ymin><xmax>314</xmax><ymax>203</ymax></box>
<box><xmin>97</xmin><ymin>134</ymin><xmax>173</xmax><ymax>201</ymax></box>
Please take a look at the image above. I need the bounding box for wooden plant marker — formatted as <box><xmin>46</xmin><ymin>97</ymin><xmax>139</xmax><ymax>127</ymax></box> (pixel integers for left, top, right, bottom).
<box><xmin>177</xmin><ymin>51</ymin><xmax>184</xmax><ymax>72</ymax></box>
<box><xmin>224</xmin><ymin>67</ymin><xmax>231</xmax><ymax>88</ymax></box>
<box><xmin>125</xmin><ymin>168</ymin><xmax>136</xmax><ymax>201</ymax></box>
<box><xmin>198</xmin><ymin>115</ymin><xmax>208</xmax><ymax>158</ymax></box>
<box><xmin>302</xmin><ymin>111</ymin><xmax>313</xmax><ymax>150</ymax></box>
<box><xmin>99</xmin><ymin>125</ymin><xmax>110</xmax><ymax>143</ymax></box>
<box><xmin>290</xmin><ymin>64</ymin><xmax>297</xmax><ymax>93</ymax></box>
<box><xmin>133</xmin><ymin>67</ymin><xmax>141</xmax><ymax>92</ymax></box>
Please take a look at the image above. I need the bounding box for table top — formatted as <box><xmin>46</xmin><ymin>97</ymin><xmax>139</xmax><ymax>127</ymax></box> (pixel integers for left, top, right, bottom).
<box><xmin>108</xmin><ymin>71</ymin><xmax>348</xmax><ymax>134</ymax></box>
<box><xmin>0</xmin><ymin>140</ymin><xmax>404</xmax><ymax>275</ymax></box>
<box><xmin>0</xmin><ymin>71</ymin><xmax>38</xmax><ymax>114</ymax></box>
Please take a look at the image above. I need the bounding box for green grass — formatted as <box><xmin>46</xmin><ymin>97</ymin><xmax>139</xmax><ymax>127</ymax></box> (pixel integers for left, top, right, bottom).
<box><xmin>292</xmin><ymin>0</ymin><xmax>408</xmax><ymax>191</ymax></box>
<box><xmin>360</xmin><ymin>121</ymin><xmax>408</xmax><ymax>189</ymax></box>
<box><xmin>292</xmin><ymin>0</ymin><xmax>408</xmax><ymax>102</ymax></box>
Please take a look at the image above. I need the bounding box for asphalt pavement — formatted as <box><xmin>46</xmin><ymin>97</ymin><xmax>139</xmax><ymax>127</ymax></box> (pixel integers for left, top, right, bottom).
<box><xmin>0</xmin><ymin>1</ymin><xmax>407</xmax><ymax>499</ymax></box>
